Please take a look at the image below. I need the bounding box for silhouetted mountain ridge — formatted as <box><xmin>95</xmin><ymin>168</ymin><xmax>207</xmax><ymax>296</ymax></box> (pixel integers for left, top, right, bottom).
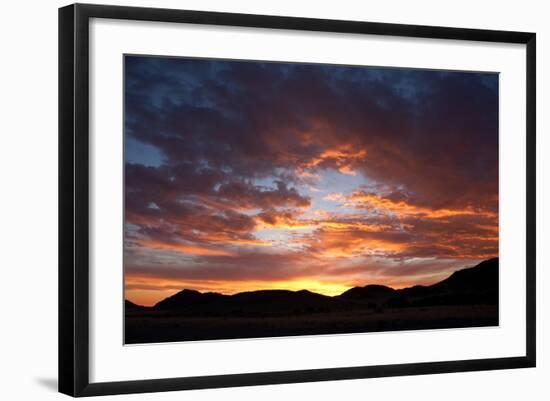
<box><xmin>125</xmin><ymin>299</ymin><xmax>149</xmax><ymax>311</ymax></box>
<box><xmin>126</xmin><ymin>258</ymin><xmax>498</xmax><ymax>316</ymax></box>
<box><xmin>338</xmin><ymin>284</ymin><xmax>395</xmax><ymax>302</ymax></box>
<box><xmin>155</xmin><ymin>289</ymin><xmax>225</xmax><ymax>310</ymax></box>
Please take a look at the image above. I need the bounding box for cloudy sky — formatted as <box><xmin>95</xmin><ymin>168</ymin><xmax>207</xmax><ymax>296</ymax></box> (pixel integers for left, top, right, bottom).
<box><xmin>124</xmin><ymin>55</ymin><xmax>499</xmax><ymax>306</ymax></box>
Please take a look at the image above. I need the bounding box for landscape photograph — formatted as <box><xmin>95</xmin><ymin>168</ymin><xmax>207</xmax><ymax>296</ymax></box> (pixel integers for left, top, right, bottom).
<box><xmin>124</xmin><ymin>55</ymin><xmax>499</xmax><ymax>344</ymax></box>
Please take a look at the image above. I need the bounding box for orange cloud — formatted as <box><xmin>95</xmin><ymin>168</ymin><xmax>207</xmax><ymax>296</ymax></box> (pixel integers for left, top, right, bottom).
<box><xmin>322</xmin><ymin>192</ymin><xmax>344</xmax><ymax>201</ymax></box>
<box><xmin>337</xmin><ymin>164</ymin><xmax>358</xmax><ymax>176</ymax></box>
<box><xmin>254</xmin><ymin>211</ymin><xmax>314</xmax><ymax>230</ymax></box>
<box><xmin>138</xmin><ymin>239</ymin><xmax>235</xmax><ymax>256</ymax></box>
<box><xmin>318</xmin><ymin>221</ymin><xmax>392</xmax><ymax>232</ymax></box>
<box><xmin>296</xmin><ymin>169</ymin><xmax>321</xmax><ymax>180</ymax></box>
<box><xmin>347</xmin><ymin>192</ymin><xmax>496</xmax><ymax>219</ymax></box>
<box><xmin>318</xmin><ymin>237</ymin><xmax>406</xmax><ymax>258</ymax></box>
<box><xmin>302</xmin><ymin>145</ymin><xmax>367</xmax><ymax>176</ymax></box>
<box><xmin>192</xmin><ymin>233</ymin><xmax>272</xmax><ymax>247</ymax></box>
<box><xmin>298</xmin><ymin>224</ymin><xmax>407</xmax><ymax>259</ymax></box>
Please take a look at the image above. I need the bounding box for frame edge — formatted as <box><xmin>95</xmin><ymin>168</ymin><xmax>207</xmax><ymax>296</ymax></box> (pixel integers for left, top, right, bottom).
<box><xmin>525</xmin><ymin>33</ymin><xmax>536</xmax><ymax>368</ymax></box>
<box><xmin>59</xmin><ymin>3</ymin><xmax>93</xmax><ymax>397</ymax></box>
<box><xmin>58</xmin><ymin>3</ymin><xmax>77</xmax><ymax>397</ymax></box>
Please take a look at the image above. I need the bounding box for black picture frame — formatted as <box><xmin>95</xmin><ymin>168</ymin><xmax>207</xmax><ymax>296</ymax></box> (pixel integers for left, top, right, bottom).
<box><xmin>59</xmin><ymin>3</ymin><xmax>536</xmax><ymax>397</ymax></box>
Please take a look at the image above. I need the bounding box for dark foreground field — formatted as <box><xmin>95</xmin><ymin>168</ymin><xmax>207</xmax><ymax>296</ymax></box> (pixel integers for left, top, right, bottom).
<box><xmin>125</xmin><ymin>258</ymin><xmax>499</xmax><ymax>344</ymax></box>
<box><xmin>125</xmin><ymin>304</ymin><xmax>498</xmax><ymax>343</ymax></box>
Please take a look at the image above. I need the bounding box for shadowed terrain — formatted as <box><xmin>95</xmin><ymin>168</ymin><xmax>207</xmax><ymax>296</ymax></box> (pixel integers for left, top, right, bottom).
<box><xmin>125</xmin><ymin>258</ymin><xmax>498</xmax><ymax>344</ymax></box>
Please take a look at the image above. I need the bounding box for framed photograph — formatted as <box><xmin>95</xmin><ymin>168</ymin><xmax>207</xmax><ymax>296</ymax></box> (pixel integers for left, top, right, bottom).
<box><xmin>59</xmin><ymin>3</ymin><xmax>536</xmax><ymax>397</ymax></box>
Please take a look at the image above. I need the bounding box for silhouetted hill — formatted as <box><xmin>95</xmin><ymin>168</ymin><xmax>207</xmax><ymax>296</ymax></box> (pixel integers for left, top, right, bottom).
<box><xmin>226</xmin><ymin>289</ymin><xmax>339</xmax><ymax>315</ymax></box>
<box><xmin>339</xmin><ymin>284</ymin><xmax>395</xmax><ymax>303</ymax></box>
<box><xmin>429</xmin><ymin>258</ymin><xmax>498</xmax><ymax>292</ymax></box>
<box><xmin>396</xmin><ymin>257</ymin><xmax>499</xmax><ymax>306</ymax></box>
<box><xmin>125</xmin><ymin>299</ymin><xmax>148</xmax><ymax>311</ymax></box>
<box><xmin>154</xmin><ymin>289</ymin><xmax>226</xmax><ymax>310</ymax></box>
<box><xmin>127</xmin><ymin>258</ymin><xmax>498</xmax><ymax>317</ymax></box>
<box><xmin>152</xmin><ymin>288</ymin><xmax>347</xmax><ymax>316</ymax></box>
<box><xmin>336</xmin><ymin>258</ymin><xmax>499</xmax><ymax>308</ymax></box>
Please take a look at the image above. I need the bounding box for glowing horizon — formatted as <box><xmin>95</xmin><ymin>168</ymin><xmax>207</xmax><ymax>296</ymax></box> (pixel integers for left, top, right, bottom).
<box><xmin>125</xmin><ymin>261</ymin><xmax>486</xmax><ymax>307</ymax></box>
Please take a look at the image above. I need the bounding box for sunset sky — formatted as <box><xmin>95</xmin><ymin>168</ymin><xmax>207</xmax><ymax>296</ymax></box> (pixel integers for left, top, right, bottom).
<box><xmin>124</xmin><ymin>55</ymin><xmax>499</xmax><ymax>306</ymax></box>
